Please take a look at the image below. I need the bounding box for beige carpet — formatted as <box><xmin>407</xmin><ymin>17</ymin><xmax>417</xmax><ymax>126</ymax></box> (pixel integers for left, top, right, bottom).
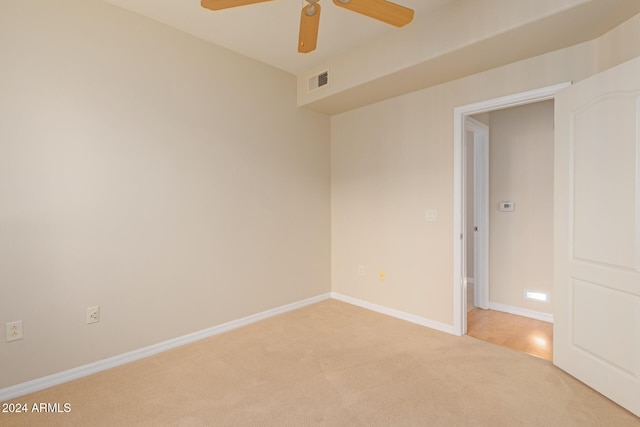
<box><xmin>2</xmin><ymin>299</ymin><xmax>638</xmax><ymax>426</ymax></box>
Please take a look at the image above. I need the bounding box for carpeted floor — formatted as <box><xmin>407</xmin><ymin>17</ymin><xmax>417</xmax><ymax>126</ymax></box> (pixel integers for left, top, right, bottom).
<box><xmin>1</xmin><ymin>299</ymin><xmax>638</xmax><ymax>426</ymax></box>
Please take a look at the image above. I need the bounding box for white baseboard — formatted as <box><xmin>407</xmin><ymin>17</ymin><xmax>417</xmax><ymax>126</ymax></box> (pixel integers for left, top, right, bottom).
<box><xmin>488</xmin><ymin>302</ymin><xmax>554</xmax><ymax>323</ymax></box>
<box><xmin>0</xmin><ymin>293</ymin><xmax>332</xmax><ymax>402</ymax></box>
<box><xmin>2</xmin><ymin>292</ymin><xmax>460</xmax><ymax>401</ymax></box>
<box><xmin>331</xmin><ymin>292</ymin><xmax>456</xmax><ymax>335</ymax></box>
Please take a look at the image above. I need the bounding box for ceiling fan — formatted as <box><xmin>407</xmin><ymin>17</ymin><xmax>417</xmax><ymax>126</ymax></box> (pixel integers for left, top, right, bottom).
<box><xmin>200</xmin><ymin>0</ymin><xmax>414</xmax><ymax>53</ymax></box>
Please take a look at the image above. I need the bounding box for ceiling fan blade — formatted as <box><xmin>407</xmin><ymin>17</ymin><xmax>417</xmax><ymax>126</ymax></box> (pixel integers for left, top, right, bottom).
<box><xmin>298</xmin><ymin>3</ymin><xmax>321</xmax><ymax>54</ymax></box>
<box><xmin>201</xmin><ymin>0</ymin><xmax>273</xmax><ymax>11</ymax></box>
<box><xmin>332</xmin><ymin>0</ymin><xmax>414</xmax><ymax>27</ymax></box>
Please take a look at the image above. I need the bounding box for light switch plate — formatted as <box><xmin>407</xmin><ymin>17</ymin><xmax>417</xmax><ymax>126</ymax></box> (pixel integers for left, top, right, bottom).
<box><xmin>499</xmin><ymin>201</ymin><xmax>515</xmax><ymax>212</ymax></box>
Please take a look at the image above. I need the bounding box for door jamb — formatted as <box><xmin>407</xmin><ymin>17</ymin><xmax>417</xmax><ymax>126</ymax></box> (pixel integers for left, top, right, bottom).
<box><xmin>465</xmin><ymin>117</ymin><xmax>489</xmax><ymax>313</ymax></box>
<box><xmin>452</xmin><ymin>82</ymin><xmax>571</xmax><ymax>336</ymax></box>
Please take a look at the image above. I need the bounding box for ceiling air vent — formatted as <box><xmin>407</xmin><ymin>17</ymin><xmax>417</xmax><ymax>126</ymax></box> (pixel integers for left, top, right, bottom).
<box><xmin>308</xmin><ymin>70</ymin><xmax>329</xmax><ymax>93</ymax></box>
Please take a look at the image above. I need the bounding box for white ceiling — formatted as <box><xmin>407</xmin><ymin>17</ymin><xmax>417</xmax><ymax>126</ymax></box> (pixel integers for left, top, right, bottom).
<box><xmin>100</xmin><ymin>0</ymin><xmax>452</xmax><ymax>75</ymax></box>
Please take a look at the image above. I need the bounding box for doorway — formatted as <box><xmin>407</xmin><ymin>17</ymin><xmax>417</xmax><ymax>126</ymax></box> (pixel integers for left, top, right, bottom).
<box><xmin>464</xmin><ymin>102</ymin><xmax>555</xmax><ymax>360</ymax></box>
<box><xmin>452</xmin><ymin>83</ymin><xmax>570</xmax><ymax>340</ymax></box>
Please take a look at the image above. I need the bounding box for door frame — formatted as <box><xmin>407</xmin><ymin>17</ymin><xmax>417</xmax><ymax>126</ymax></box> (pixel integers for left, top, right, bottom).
<box><xmin>464</xmin><ymin>117</ymin><xmax>489</xmax><ymax>315</ymax></box>
<box><xmin>452</xmin><ymin>82</ymin><xmax>571</xmax><ymax>336</ymax></box>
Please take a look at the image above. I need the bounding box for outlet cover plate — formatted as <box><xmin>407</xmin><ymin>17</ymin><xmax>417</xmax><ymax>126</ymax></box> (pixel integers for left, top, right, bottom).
<box><xmin>87</xmin><ymin>306</ymin><xmax>100</xmax><ymax>324</ymax></box>
<box><xmin>6</xmin><ymin>321</ymin><xmax>23</xmax><ymax>342</ymax></box>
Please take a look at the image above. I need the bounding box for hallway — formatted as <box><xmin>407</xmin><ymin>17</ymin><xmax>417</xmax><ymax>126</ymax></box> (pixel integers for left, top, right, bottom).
<box><xmin>467</xmin><ymin>308</ymin><xmax>553</xmax><ymax>361</ymax></box>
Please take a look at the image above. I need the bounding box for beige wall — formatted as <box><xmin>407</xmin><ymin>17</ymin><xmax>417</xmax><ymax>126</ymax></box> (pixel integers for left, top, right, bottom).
<box><xmin>594</xmin><ymin>11</ymin><xmax>640</xmax><ymax>72</ymax></box>
<box><xmin>488</xmin><ymin>101</ymin><xmax>554</xmax><ymax>314</ymax></box>
<box><xmin>0</xmin><ymin>0</ymin><xmax>330</xmax><ymax>389</ymax></box>
<box><xmin>331</xmin><ymin>13</ymin><xmax>640</xmax><ymax>326</ymax></box>
<box><xmin>2</xmin><ymin>0</ymin><xmax>639</xmax><ymax>394</ymax></box>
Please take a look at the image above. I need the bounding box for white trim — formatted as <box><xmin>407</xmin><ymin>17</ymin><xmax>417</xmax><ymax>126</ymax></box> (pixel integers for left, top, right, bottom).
<box><xmin>332</xmin><ymin>292</ymin><xmax>456</xmax><ymax>335</ymax></box>
<box><xmin>453</xmin><ymin>105</ymin><xmax>464</xmax><ymax>336</ymax></box>
<box><xmin>636</xmin><ymin>95</ymin><xmax>640</xmax><ymax>271</ymax></box>
<box><xmin>488</xmin><ymin>302</ymin><xmax>554</xmax><ymax>324</ymax></box>
<box><xmin>0</xmin><ymin>293</ymin><xmax>331</xmax><ymax>402</ymax></box>
<box><xmin>456</xmin><ymin>82</ymin><xmax>572</xmax><ymax>116</ymax></box>
<box><xmin>466</xmin><ymin>117</ymin><xmax>490</xmax><ymax>312</ymax></box>
<box><xmin>452</xmin><ymin>82</ymin><xmax>571</xmax><ymax>336</ymax></box>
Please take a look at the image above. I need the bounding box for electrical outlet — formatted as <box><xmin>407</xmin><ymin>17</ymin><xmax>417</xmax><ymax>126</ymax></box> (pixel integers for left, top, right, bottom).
<box><xmin>358</xmin><ymin>265</ymin><xmax>365</xmax><ymax>276</ymax></box>
<box><xmin>87</xmin><ymin>306</ymin><xmax>100</xmax><ymax>324</ymax></box>
<box><xmin>6</xmin><ymin>321</ymin><xmax>23</xmax><ymax>342</ymax></box>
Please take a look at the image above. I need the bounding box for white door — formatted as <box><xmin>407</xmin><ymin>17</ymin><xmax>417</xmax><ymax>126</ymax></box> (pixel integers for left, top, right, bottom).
<box><xmin>554</xmin><ymin>55</ymin><xmax>640</xmax><ymax>416</ymax></box>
